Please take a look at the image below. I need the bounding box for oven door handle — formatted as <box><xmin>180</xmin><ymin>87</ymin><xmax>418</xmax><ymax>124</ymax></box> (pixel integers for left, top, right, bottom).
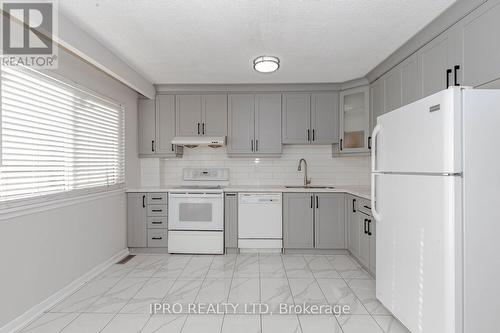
<box><xmin>169</xmin><ymin>193</ymin><xmax>223</xmax><ymax>198</ymax></box>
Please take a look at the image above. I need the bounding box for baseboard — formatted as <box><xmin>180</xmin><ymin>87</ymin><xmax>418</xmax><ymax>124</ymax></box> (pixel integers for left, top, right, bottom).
<box><xmin>0</xmin><ymin>248</ymin><xmax>129</xmax><ymax>333</ymax></box>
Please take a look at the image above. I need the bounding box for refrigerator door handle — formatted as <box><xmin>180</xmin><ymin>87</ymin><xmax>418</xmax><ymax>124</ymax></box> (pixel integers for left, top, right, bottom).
<box><xmin>371</xmin><ymin>124</ymin><xmax>381</xmax><ymax>173</ymax></box>
<box><xmin>371</xmin><ymin>124</ymin><xmax>382</xmax><ymax>222</ymax></box>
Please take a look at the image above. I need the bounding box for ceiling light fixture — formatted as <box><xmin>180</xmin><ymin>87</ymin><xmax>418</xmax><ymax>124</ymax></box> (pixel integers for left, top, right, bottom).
<box><xmin>253</xmin><ymin>56</ymin><xmax>280</xmax><ymax>73</ymax></box>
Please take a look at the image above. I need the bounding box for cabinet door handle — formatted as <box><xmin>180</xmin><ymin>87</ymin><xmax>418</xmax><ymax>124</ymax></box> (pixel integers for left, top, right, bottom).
<box><xmin>340</xmin><ymin>139</ymin><xmax>343</xmax><ymax>151</ymax></box>
<box><xmin>352</xmin><ymin>198</ymin><xmax>356</xmax><ymax>213</ymax></box>
<box><xmin>151</xmin><ymin>140</ymin><xmax>155</xmax><ymax>152</ymax></box>
<box><xmin>226</xmin><ymin>193</ymin><xmax>236</xmax><ymax>197</ymax></box>
<box><xmin>255</xmin><ymin>139</ymin><xmax>259</xmax><ymax>151</ymax></box>
<box><xmin>312</xmin><ymin>129</ymin><xmax>315</xmax><ymax>141</ymax></box>
<box><xmin>310</xmin><ymin>195</ymin><xmax>313</xmax><ymax>209</ymax></box>
<box><xmin>152</xmin><ymin>221</ymin><xmax>162</xmax><ymax>224</ymax></box>
<box><xmin>316</xmin><ymin>196</ymin><xmax>319</xmax><ymax>209</ymax></box>
<box><xmin>197</xmin><ymin>123</ymin><xmax>200</xmax><ymax>135</ymax></box>
<box><xmin>202</xmin><ymin>123</ymin><xmax>205</xmax><ymax>134</ymax></box>
<box><xmin>171</xmin><ymin>144</ymin><xmax>174</xmax><ymax>152</ymax></box>
<box><xmin>251</xmin><ymin>140</ymin><xmax>254</xmax><ymax>151</ymax></box>
<box><xmin>454</xmin><ymin>65</ymin><xmax>460</xmax><ymax>86</ymax></box>
<box><xmin>307</xmin><ymin>129</ymin><xmax>310</xmax><ymax>141</ymax></box>
<box><xmin>367</xmin><ymin>219</ymin><xmax>372</xmax><ymax>236</ymax></box>
<box><xmin>151</xmin><ymin>197</ymin><xmax>162</xmax><ymax>200</ymax></box>
<box><xmin>364</xmin><ymin>219</ymin><xmax>368</xmax><ymax>234</ymax></box>
<box><xmin>152</xmin><ymin>237</ymin><xmax>163</xmax><ymax>240</ymax></box>
<box><xmin>142</xmin><ymin>195</ymin><xmax>145</xmax><ymax>208</ymax></box>
<box><xmin>152</xmin><ymin>209</ymin><xmax>163</xmax><ymax>212</ymax></box>
<box><xmin>446</xmin><ymin>68</ymin><xmax>452</xmax><ymax>88</ymax></box>
<box><xmin>368</xmin><ymin>136</ymin><xmax>372</xmax><ymax>150</ymax></box>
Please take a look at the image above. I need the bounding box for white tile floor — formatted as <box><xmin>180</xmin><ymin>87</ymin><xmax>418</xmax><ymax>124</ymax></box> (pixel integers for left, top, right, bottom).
<box><xmin>19</xmin><ymin>254</ymin><xmax>410</xmax><ymax>333</ymax></box>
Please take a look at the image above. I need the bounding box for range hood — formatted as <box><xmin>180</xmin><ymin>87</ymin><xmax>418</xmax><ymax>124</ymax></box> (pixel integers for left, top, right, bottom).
<box><xmin>171</xmin><ymin>136</ymin><xmax>226</xmax><ymax>148</ymax></box>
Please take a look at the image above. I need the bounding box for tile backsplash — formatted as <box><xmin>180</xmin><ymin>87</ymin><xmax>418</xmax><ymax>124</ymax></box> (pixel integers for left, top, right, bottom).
<box><xmin>140</xmin><ymin>145</ymin><xmax>370</xmax><ymax>187</ymax></box>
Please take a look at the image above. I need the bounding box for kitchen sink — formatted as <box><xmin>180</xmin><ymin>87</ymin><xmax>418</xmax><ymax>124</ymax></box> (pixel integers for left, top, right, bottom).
<box><xmin>285</xmin><ymin>185</ymin><xmax>335</xmax><ymax>189</ymax></box>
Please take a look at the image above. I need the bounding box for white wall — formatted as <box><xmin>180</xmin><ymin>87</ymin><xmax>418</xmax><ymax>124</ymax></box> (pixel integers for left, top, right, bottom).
<box><xmin>0</xmin><ymin>47</ymin><xmax>139</xmax><ymax>329</ymax></box>
<box><xmin>141</xmin><ymin>145</ymin><xmax>370</xmax><ymax>187</ymax></box>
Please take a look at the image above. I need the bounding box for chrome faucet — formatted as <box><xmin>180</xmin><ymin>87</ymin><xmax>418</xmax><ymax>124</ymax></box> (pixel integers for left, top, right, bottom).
<box><xmin>297</xmin><ymin>158</ymin><xmax>311</xmax><ymax>187</ymax></box>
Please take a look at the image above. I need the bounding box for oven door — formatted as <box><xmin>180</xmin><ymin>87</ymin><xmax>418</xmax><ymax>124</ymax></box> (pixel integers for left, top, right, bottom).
<box><xmin>168</xmin><ymin>192</ymin><xmax>223</xmax><ymax>231</ymax></box>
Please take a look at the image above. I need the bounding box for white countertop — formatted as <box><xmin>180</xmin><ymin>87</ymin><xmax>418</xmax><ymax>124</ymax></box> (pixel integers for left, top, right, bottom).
<box><xmin>126</xmin><ymin>185</ymin><xmax>371</xmax><ymax>200</ymax></box>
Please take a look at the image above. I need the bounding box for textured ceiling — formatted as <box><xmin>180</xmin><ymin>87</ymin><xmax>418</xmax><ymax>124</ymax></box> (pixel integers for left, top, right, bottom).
<box><xmin>59</xmin><ymin>0</ymin><xmax>456</xmax><ymax>84</ymax></box>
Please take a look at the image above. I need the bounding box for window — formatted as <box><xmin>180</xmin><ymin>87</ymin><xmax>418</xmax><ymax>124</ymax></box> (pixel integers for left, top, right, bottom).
<box><xmin>0</xmin><ymin>66</ymin><xmax>125</xmax><ymax>206</ymax></box>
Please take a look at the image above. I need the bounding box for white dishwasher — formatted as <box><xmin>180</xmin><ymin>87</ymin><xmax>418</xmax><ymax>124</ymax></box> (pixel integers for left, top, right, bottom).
<box><xmin>238</xmin><ymin>193</ymin><xmax>282</xmax><ymax>249</ymax></box>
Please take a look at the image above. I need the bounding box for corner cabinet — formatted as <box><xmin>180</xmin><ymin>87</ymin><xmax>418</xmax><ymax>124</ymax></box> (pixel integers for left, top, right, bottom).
<box><xmin>282</xmin><ymin>92</ymin><xmax>339</xmax><ymax>145</ymax></box>
<box><xmin>227</xmin><ymin>94</ymin><xmax>282</xmax><ymax>156</ymax></box>
<box><xmin>138</xmin><ymin>95</ymin><xmax>178</xmax><ymax>157</ymax></box>
<box><xmin>283</xmin><ymin>193</ymin><xmax>345</xmax><ymax>249</ymax></box>
<box><xmin>339</xmin><ymin>86</ymin><xmax>370</xmax><ymax>154</ymax></box>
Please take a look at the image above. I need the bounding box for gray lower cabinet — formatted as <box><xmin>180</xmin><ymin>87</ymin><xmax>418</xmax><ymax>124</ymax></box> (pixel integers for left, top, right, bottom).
<box><xmin>127</xmin><ymin>193</ymin><xmax>147</xmax><ymax>247</ymax></box>
<box><xmin>227</xmin><ymin>94</ymin><xmax>281</xmax><ymax>156</ymax></box>
<box><xmin>315</xmin><ymin>194</ymin><xmax>345</xmax><ymax>249</ymax></box>
<box><xmin>283</xmin><ymin>193</ymin><xmax>345</xmax><ymax>249</ymax></box>
<box><xmin>127</xmin><ymin>192</ymin><xmax>168</xmax><ymax>248</ymax></box>
<box><xmin>224</xmin><ymin>193</ymin><xmax>238</xmax><ymax>249</ymax></box>
<box><xmin>283</xmin><ymin>193</ymin><xmax>314</xmax><ymax>248</ymax></box>
<box><xmin>282</xmin><ymin>92</ymin><xmax>339</xmax><ymax>145</ymax></box>
<box><xmin>346</xmin><ymin>195</ymin><xmax>375</xmax><ymax>275</ymax></box>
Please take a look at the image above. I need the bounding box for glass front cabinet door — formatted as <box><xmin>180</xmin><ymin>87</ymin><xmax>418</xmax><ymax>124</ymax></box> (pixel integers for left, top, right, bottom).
<box><xmin>339</xmin><ymin>86</ymin><xmax>370</xmax><ymax>153</ymax></box>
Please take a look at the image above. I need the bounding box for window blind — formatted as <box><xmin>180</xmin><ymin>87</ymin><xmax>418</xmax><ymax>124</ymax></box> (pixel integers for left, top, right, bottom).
<box><xmin>0</xmin><ymin>66</ymin><xmax>124</xmax><ymax>206</ymax></box>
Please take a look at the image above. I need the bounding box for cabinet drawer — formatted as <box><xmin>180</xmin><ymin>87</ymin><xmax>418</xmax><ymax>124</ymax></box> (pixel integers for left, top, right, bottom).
<box><xmin>147</xmin><ymin>205</ymin><xmax>167</xmax><ymax>216</ymax></box>
<box><xmin>147</xmin><ymin>216</ymin><xmax>167</xmax><ymax>229</ymax></box>
<box><xmin>147</xmin><ymin>229</ymin><xmax>167</xmax><ymax>247</ymax></box>
<box><xmin>147</xmin><ymin>193</ymin><xmax>167</xmax><ymax>205</ymax></box>
<box><xmin>354</xmin><ymin>197</ymin><xmax>371</xmax><ymax>215</ymax></box>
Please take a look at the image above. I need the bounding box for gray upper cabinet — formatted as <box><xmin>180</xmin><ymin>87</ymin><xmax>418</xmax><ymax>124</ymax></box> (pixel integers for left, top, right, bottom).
<box><xmin>176</xmin><ymin>94</ymin><xmax>227</xmax><ymax>137</ymax></box>
<box><xmin>255</xmin><ymin>94</ymin><xmax>282</xmax><ymax>154</ymax></box>
<box><xmin>339</xmin><ymin>86</ymin><xmax>370</xmax><ymax>153</ymax></box>
<box><xmin>127</xmin><ymin>193</ymin><xmax>147</xmax><ymax>248</ymax></box>
<box><xmin>176</xmin><ymin>95</ymin><xmax>202</xmax><ymax>136</ymax></box>
<box><xmin>228</xmin><ymin>94</ymin><xmax>281</xmax><ymax>156</ymax></box>
<box><xmin>138</xmin><ymin>96</ymin><xmax>176</xmax><ymax>157</ymax></box>
<box><xmin>461</xmin><ymin>0</ymin><xmax>500</xmax><ymax>87</ymax></box>
<box><xmin>203</xmin><ymin>94</ymin><xmax>227</xmax><ymax>136</ymax></box>
<box><xmin>138</xmin><ymin>99</ymin><xmax>156</xmax><ymax>156</ymax></box>
<box><xmin>383</xmin><ymin>67</ymin><xmax>402</xmax><ymax>113</ymax></box>
<box><xmin>419</xmin><ymin>26</ymin><xmax>460</xmax><ymax>97</ymax></box>
<box><xmin>311</xmin><ymin>93</ymin><xmax>339</xmax><ymax>144</ymax></box>
<box><xmin>283</xmin><ymin>193</ymin><xmax>314</xmax><ymax>249</ymax></box>
<box><xmin>401</xmin><ymin>54</ymin><xmax>422</xmax><ymax>106</ymax></box>
<box><xmin>314</xmin><ymin>193</ymin><xmax>345</xmax><ymax>249</ymax></box>
<box><xmin>282</xmin><ymin>92</ymin><xmax>339</xmax><ymax>145</ymax></box>
<box><xmin>156</xmin><ymin>95</ymin><xmax>176</xmax><ymax>155</ymax></box>
<box><xmin>370</xmin><ymin>78</ymin><xmax>384</xmax><ymax>133</ymax></box>
<box><xmin>228</xmin><ymin>94</ymin><xmax>255</xmax><ymax>154</ymax></box>
<box><xmin>224</xmin><ymin>193</ymin><xmax>238</xmax><ymax>249</ymax></box>
<box><xmin>282</xmin><ymin>93</ymin><xmax>311</xmax><ymax>144</ymax></box>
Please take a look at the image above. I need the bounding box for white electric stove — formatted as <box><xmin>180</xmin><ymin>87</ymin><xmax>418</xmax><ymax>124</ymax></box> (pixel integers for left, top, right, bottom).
<box><xmin>167</xmin><ymin>168</ymin><xmax>228</xmax><ymax>254</ymax></box>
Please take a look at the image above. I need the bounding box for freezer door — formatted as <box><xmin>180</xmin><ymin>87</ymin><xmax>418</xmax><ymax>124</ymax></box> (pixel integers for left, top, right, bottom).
<box><xmin>375</xmin><ymin>173</ymin><xmax>461</xmax><ymax>333</ymax></box>
<box><xmin>373</xmin><ymin>88</ymin><xmax>462</xmax><ymax>174</ymax></box>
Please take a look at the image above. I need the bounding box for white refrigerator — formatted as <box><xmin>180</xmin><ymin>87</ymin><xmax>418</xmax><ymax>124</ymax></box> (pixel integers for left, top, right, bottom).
<box><xmin>371</xmin><ymin>87</ymin><xmax>500</xmax><ymax>333</ymax></box>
